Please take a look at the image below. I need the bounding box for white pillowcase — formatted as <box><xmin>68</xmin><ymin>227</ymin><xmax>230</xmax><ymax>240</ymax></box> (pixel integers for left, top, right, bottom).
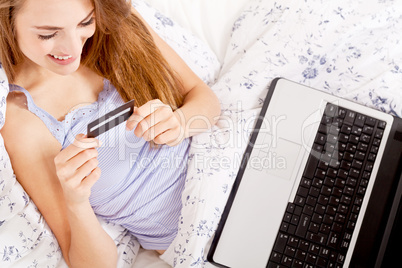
<box><xmin>145</xmin><ymin>0</ymin><xmax>250</xmax><ymax>63</ymax></box>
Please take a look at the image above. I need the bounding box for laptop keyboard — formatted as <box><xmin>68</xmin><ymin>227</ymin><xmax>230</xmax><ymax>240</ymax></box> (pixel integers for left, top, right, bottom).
<box><xmin>268</xmin><ymin>103</ymin><xmax>386</xmax><ymax>268</ymax></box>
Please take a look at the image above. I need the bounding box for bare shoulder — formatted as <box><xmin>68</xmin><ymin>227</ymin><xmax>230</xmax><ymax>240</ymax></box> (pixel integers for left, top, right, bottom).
<box><xmin>1</xmin><ymin>91</ymin><xmax>61</xmax><ymax>176</ymax></box>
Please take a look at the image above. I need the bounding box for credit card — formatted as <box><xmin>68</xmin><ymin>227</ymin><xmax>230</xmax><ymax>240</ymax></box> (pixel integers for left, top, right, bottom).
<box><xmin>87</xmin><ymin>99</ymin><xmax>135</xmax><ymax>138</ymax></box>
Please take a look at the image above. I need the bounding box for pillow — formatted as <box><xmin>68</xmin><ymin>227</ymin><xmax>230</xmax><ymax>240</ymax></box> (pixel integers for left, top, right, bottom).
<box><xmin>145</xmin><ymin>0</ymin><xmax>250</xmax><ymax>63</ymax></box>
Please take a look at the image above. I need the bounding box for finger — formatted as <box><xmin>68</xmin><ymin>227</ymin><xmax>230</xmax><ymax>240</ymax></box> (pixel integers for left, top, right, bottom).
<box><xmin>154</xmin><ymin>130</ymin><xmax>182</xmax><ymax>146</ymax></box>
<box><xmin>126</xmin><ymin>100</ymin><xmax>168</xmax><ymax>131</ymax></box>
<box><xmin>80</xmin><ymin>167</ymin><xmax>101</xmax><ymax>189</ymax></box>
<box><xmin>55</xmin><ymin>134</ymin><xmax>101</xmax><ymax>164</ymax></box>
<box><xmin>74</xmin><ymin>157</ymin><xmax>100</xmax><ymax>182</ymax></box>
<box><xmin>66</xmin><ymin>148</ymin><xmax>99</xmax><ymax>171</ymax></box>
<box><xmin>142</xmin><ymin>116</ymin><xmax>177</xmax><ymax>142</ymax></box>
<box><xmin>134</xmin><ymin>105</ymin><xmax>172</xmax><ymax>138</ymax></box>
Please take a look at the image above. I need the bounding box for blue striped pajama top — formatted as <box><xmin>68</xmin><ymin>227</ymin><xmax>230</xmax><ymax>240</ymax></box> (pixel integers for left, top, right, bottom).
<box><xmin>9</xmin><ymin>80</ymin><xmax>190</xmax><ymax>250</ymax></box>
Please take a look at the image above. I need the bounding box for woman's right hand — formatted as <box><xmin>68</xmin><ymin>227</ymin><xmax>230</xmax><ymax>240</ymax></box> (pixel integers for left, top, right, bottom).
<box><xmin>54</xmin><ymin>134</ymin><xmax>102</xmax><ymax>206</ymax></box>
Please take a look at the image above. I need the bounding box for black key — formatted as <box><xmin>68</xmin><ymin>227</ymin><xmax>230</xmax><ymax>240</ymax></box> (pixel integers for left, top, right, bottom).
<box><xmin>365</xmin><ymin>162</ymin><xmax>374</xmax><ymax>172</ymax></box>
<box><xmin>349</xmin><ymin>168</ymin><xmax>360</xmax><ymax>179</ymax></box>
<box><xmin>338</xmin><ymin>205</ymin><xmax>349</xmax><ymax>214</ymax></box>
<box><xmin>371</xmin><ymin>146</ymin><xmax>379</xmax><ymax>154</ymax></box>
<box><xmin>270</xmin><ymin>251</ymin><xmax>283</xmax><ymax>263</ymax></box>
<box><xmin>315</xmin><ymin>133</ymin><xmax>326</xmax><ymax>145</ymax></box>
<box><xmin>363</xmin><ymin>125</ymin><xmax>374</xmax><ymax>135</ymax></box>
<box><xmin>288</xmin><ymin>224</ymin><xmax>296</xmax><ymax>235</ymax></box>
<box><xmin>322</xmin><ymin>116</ymin><xmax>333</xmax><ymax>125</ymax></box>
<box><xmin>335</xmin><ymin>213</ymin><xmax>346</xmax><ymax>224</ymax></box>
<box><xmin>349</xmin><ymin>134</ymin><xmax>360</xmax><ymax>145</ymax></box>
<box><xmin>338</xmin><ymin>107</ymin><xmax>347</xmax><ymax>118</ymax></box>
<box><xmin>292</xmin><ymin>259</ymin><xmax>304</xmax><ymax>268</ymax></box>
<box><xmin>312</xmin><ymin>213</ymin><xmax>323</xmax><ymax>224</ymax></box>
<box><xmin>295</xmin><ymin>195</ymin><xmax>306</xmax><ymax>206</ymax></box>
<box><xmin>320</xmin><ymin>224</ymin><xmax>331</xmax><ymax>235</ymax></box>
<box><xmin>372</xmin><ymin>138</ymin><xmax>381</xmax><ymax>147</ymax></box>
<box><xmin>357</xmin><ymin>142</ymin><xmax>368</xmax><ymax>152</ymax></box>
<box><xmin>346</xmin><ymin>144</ymin><xmax>357</xmax><ymax>153</ymax></box>
<box><xmin>313</xmin><ymin>178</ymin><xmax>324</xmax><ymax>188</ymax></box>
<box><xmin>286</xmin><ymin>203</ymin><xmax>296</xmax><ymax>213</ymax></box>
<box><xmin>285</xmin><ymin>246</ymin><xmax>296</xmax><ymax>257</ymax></box>
<box><xmin>284</xmin><ymin>212</ymin><xmax>292</xmax><ymax>223</ymax></box>
<box><xmin>306</xmin><ymin>253</ymin><xmax>317</xmax><ymax>265</ymax></box>
<box><xmin>328</xmin><ymin>232</ymin><xmax>340</xmax><ymax>249</ymax></box>
<box><xmin>299</xmin><ymin>240</ymin><xmax>310</xmax><ymax>251</ymax></box>
<box><xmin>323</xmin><ymin>215</ymin><xmax>335</xmax><ymax>225</ymax></box>
<box><xmin>374</xmin><ymin>129</ymin><xmax>384</xmax><ymax>139</ymax></box>
<box><xmin>288</xmin><ymin>236</ymin><xmax>299</xmax><ymax>248</ymax></box>
<box><xmin>377</xmin><ymin>120</ymin><xmax>386</xmax><ymax>129</ymax></box>
<box><xmin>344</xmin><ymin>110</ymin><xmax>356</xmax><ymax>125</ymax></box>
<box><xmin>324</xmin><ymin>177</ymin><xmax>335</xmax><ymax>187</ymax></box>
<box><xmin>346</xmin><ymin>177</ymin><xmax>357</xmax><ymax>187</ymax></box>
<box><xmin>318</xmin><ymin>195</ymin><xmax>329</xmax><ymax>206</ymax></box>
<box><xmin>344</xmin><ymin>152</ymin><xmax>354</xmax><ymax>162</ymax></box>
<box><xmin>300</xmin><ymin>178</ymin><xmax>312</xmax><ymax>188</ymax></box>
<box><xmin>341</xmin><ymin>195</ymin><xmax>352</xmax><ymax>205</ymax></box>
<box><xmin>329</xmin><ymin>196</ymin><xmax>340</xmax><ymax>207</ymax></box>
<box><xmin>343</xmin><ymin>186</ymin><xmax>355</xmax><ymax>196</ymax></box>
<box><xmin>280</xmin><ymin>222</ymin><xmax>289</xmax><ymax>232</ymax></box>
<box><xmin>352</xmin><ymin>160</ymin><xmax>363</xmax><ymax>169</ymax></box>
<box><xmin>297</xmin><ymin>186</ymin><xmax>309</xmax><ymax>197</ymax></box>
<box><xmin>309</xmin><ymin>243</ymin><xmax>321</xmax><ymax>255</ymax></box>
<box><xmin>296</xmin><ymin>214</ymin><xmax>311</xmax><ymax>238</ymax></box>
<box><xmin>281</xmin><ymin>255</ymin><xmax>293</xmax><ymax>266</ymax></box>
<box><xmin>329</xmin><ymin>124</ymin><xmax>341</xmax><ymax>135</ymax></box>
<box><xmin>326</xmin><ymin>206</ymin><xmax>337</xmax><ymax>216</ymax></box>
<box><xmin>315</xmin><ymin>169</ymin><xmax>326</xmax><ymax>180</ymax></box>
<box><xmin>360</xmin><ymin>134</ymin><xmax>371</xmax><ymax>143</ymax></box>
<box><xmin>309</xmin><ymin>187</ymin><xmax>321</xmax><ymax>198</ymax></box>
<box><xmin>365</xmin><ymin>116</ymin><xmax>377</xmax><ymax>127</ymax></box>
<box><xmin>351</xmin><ymin>125</ymin><xmax>363</xmax><ymax>136</ymax></box>
<box><xmin>303</xmin><ymin>205</ymin><xmax>314</xmax><ymax>216</ymax></box>
<box><xmin>317</xmin><ymin>256</ymin><xmax>328</xmax><ymax>268</ymax></box>
<box><xmin>304</xmin><ymin>156</ymin><xmax>319</xmax><ymax>179</ymax></box>
<box><xmin>339</xmin><ymin>133</ymin><xmax>349</xmax><ymax>143</ymax></box>
<box><xmin>327</xmin><ymin>134</ymin><xmax>339</xmax><ymax>144</ymax></box>
<box><xmin>355</xmin><ymin>151</ymin><xmax>366</xmax><ymax>161</ymax></box>
<box><xmin>295</xmin><ymin>249</ymin><xmax>307</xmax><ymax>261</ymax></box>
<box><xmin>274</xmin><ymin>233</ymin><xmax>289</xmax><ymax>252</ymax></box>
<box><xmin>338</xmin><ymin>170</ymin><xmax>348</xmax><ymax>180</ymax></box>
<box><xmin>294</xmin><ymin>205</ymin><xmax>303</xmax><ymax>216</ymax></box>
<box><xmin>332</xmin><ymin>223</ymin><xmax>343</xmax><ymax>233</ymax></box>
<box><xmin>354</xmin><ymin>114</ymin><xmax>366</xmax><ymax>127</ymax></box>
<box><xmin>308</xmin><ymin>222</ymin><xmax>320</xmax><ymax>233</ymax></box>
<box><xmin>341</xmin><ymin>125</ymin><xmax>352</xmax><ymax>134</ymax></box>
<box><xmin>324</xmin><ymin>104</ymin><xmax>337</xmax><ymax>117</ymax></box>
<box><xmin>306</xmin><ymin>196</ymin><xmax>317</xmax><ymax>207</ymax></box>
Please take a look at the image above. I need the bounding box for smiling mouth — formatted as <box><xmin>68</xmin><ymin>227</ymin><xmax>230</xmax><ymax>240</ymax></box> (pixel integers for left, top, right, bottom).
<box><xmin>50</xmin><ymin>54</ymin><xmax>73</xmax><ymax>60</ymax></box>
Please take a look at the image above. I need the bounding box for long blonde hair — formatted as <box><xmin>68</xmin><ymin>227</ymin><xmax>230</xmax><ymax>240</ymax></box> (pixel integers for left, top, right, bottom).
<box><xmin>0</xmin><ymin>0</ymin><xmax>184</xmax><ymax>108</ymax></box>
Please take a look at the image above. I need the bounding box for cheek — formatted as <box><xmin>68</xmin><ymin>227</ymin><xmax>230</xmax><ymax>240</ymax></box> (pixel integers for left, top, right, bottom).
<box><xmin>17</xmin><ymin>33</ymin><xmax>53</xmax><ymax>59</ymax></box>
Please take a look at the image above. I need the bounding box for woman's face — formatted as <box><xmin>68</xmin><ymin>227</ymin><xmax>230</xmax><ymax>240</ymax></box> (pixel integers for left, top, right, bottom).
<box><xmin>14</xmin><ymin>0</ymin><xmax>96</xmax><ymax>76</ymax></box>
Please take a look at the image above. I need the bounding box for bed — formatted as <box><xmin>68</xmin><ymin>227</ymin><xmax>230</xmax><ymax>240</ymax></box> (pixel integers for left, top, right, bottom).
<box><xmin>0</xmin><ymin>0</ymin><xmax>401</xmax><ymax>267</ymax></box>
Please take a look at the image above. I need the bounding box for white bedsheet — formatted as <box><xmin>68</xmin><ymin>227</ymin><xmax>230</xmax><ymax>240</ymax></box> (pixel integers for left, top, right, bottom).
<box><xmin>1</xmin><ymin>0</ymin><xmax>401</xmax><ymax>267</ymax></box>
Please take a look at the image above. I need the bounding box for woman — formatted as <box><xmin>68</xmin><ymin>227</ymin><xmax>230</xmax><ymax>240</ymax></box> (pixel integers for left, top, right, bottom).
<box><xmin>0</xmin><ymin>0</ymin><xmax>220</xmax><ymax>267</ymax></box>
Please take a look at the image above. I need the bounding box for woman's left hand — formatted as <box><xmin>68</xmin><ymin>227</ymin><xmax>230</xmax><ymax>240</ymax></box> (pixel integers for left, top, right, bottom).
<box><xmin>126</xmin><ymin>99</ymin><xmax>185</xmax><ymax>146</ymax></box>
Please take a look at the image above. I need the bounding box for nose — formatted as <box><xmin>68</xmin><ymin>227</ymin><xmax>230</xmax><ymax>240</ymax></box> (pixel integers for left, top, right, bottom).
<box><xmin>56</xmin><ymin>31</ymin><xmax>85</xmax><ymax>56</ymax></box>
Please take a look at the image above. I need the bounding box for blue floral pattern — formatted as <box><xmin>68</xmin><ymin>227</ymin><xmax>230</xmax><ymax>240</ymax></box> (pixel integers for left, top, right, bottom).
<box><xmin>1</xmin><ymin>0</ymin><xmax>401</xmax><ymax>267</ymax></box>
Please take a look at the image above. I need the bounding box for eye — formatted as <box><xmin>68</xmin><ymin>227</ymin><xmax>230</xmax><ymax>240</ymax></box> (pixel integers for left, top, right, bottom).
<box><xmin>80</xmin><ymin>17</ymin><xmax>95</xmax><ymax>27</ymax></box>
<box><xmin>38</xmin><ymin>32</ymin><xmax>58</xmax><ymax>40</ymax></box>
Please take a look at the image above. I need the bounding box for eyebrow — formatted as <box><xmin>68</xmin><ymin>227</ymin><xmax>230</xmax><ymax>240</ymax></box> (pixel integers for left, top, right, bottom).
<box><xmin>33</xmin><ymin>9</ymin><xmax>94</xmax><ymax>30</ymax></box>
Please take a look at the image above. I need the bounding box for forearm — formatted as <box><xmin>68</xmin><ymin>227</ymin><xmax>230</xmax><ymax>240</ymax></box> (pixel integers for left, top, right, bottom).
<box><xmin>176</xmin><ymin>83</ymin><xmax>221</xmax><ymax>138</ymax></box>
<box><xmin>66</xmin><ymin>201</ymin><xmax>117</xmax><ymax>268</ymax></box>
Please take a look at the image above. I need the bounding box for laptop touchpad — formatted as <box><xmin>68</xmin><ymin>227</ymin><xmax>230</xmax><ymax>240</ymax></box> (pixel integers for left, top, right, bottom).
<box><xmin>259</xmin><ymin>137</ymin><xmax>302</xmax><ymax>181</ymax></box>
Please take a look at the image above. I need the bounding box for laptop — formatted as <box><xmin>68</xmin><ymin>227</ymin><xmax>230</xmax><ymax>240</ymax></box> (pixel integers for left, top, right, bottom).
<box><xmin>207</xmin><ymin>78</ymin><xmax>402</xmax><ymax>268</ymax></box>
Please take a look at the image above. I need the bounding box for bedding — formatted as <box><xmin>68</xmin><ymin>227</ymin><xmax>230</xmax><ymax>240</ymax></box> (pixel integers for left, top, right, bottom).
<box><xmin>1</xmin><ymin>0</ymin><xmax>401</xmax><ymax>267</ymax></box>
